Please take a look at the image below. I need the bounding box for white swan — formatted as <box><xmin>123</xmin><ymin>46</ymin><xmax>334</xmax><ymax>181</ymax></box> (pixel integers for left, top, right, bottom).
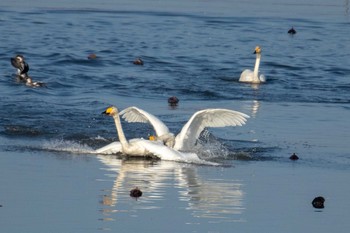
<box><xmin>120</xmin><ymin>106</ymin><xmax>249</xmax><ymax>151</ymax></box>
<box><xmin>239</xmin><ymin>46</ymin><xmax>266</xmax><ymax>84</ymax></box>
<box><xmin>95</xmin><ymin>106</ymin><xmax>205</xmax><ymax>163</ymax></box>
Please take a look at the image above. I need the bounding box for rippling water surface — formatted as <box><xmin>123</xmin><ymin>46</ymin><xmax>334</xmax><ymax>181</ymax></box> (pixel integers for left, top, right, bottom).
<box><xmin>0</xmin><ymin>0</ymin><xmax>349</xmax><ymax>232</ymax></box>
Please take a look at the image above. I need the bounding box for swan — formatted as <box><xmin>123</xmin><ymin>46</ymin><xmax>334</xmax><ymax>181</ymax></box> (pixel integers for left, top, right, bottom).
<box><xmin>119</xmin><ymin>106</ymin><xmax>249</xmax><ymax>151</ymax></box>
<box><xmin>96</xmin><ymin>106</ymin><xmax>205</xmax><ymax>162</ymax></box>
<box><xmin>239</xmin><ymin>46</ymin><xmax>266</xmax><ymax>84</ymax></box>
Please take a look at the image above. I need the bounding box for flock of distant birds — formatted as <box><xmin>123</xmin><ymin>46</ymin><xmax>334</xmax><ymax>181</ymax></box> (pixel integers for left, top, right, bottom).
<box><xmin>7</xmin><ymin>26</ymin><xmax>325</xmax><ymax>208</ymax></box>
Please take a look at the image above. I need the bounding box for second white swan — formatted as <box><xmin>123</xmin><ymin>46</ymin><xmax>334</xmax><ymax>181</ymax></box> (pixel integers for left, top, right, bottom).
<box><xmin>239</xmin><ymin>46</ymin><xmax>266</xmax><ymax>84</ymax></box>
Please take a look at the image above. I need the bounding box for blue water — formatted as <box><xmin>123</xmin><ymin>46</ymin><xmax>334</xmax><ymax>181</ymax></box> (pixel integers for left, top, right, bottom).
<box><xmin>0</xmin><ymin>0</ymin><xmax>350</xmax><ymax>232</ymax></box>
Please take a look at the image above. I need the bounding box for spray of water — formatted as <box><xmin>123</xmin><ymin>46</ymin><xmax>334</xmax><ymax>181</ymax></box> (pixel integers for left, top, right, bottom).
<box><xmin>42</xmin><ymin>139</ymin><xmax>95</xmax><ymax>154</ymax></box>
<box><xmin>194</xmin><ymin>130</ymin><xmax>231</xmax><ymax>160</ymax></box>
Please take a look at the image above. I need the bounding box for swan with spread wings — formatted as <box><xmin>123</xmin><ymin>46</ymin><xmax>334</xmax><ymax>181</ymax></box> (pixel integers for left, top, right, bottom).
<box><xmin>119</xmin><ymin>106</ymin><xmax>249</xmax><ymax>151</ymax></box>
<box><xmin>95</xmin><ymin>106</ymin><xmax>208</xmax><ymax>163</ymax></box>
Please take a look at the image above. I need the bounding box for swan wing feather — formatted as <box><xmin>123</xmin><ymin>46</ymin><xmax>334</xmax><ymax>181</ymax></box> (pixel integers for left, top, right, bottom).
<box><xmin>120</xmin><ymin>106</ymin><xmax>170</xmax><ymax>137</ymax></box>
<box><xmin>95</xmin><ymin>141</ymin><xmax>122</xmax><ymax>154</ymax></box>
<box><xmin>174</xmin><ymin>109</ymin><xmax>249</xmax><ymax>151</ymax></box>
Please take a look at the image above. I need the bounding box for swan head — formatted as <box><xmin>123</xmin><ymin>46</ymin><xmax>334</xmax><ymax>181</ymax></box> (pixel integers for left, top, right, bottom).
<box><xmin>102</xmin><ymin>106</ymin><xmax>119</xmax><ymax>116</ymax></box>
<box><xmin>253</xmin><ymin>46</ymin><xmax>262</xmax><ymax>54</ymax></box>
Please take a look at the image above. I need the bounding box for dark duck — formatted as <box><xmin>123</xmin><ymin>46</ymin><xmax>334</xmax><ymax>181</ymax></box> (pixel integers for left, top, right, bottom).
<box><xmin>11</xmin><ymin>55</ymin><xmax>45</xmax><ymax>87</ymax></box>
<box><xmin>11</xmin><ymin>55</ymin><xmax>29</xmax><ymax>80</ymax></box>
<box><xmin>130</xmin><ymin>187</ymin><xmax>143</xmax><ymax>199</ymax></box>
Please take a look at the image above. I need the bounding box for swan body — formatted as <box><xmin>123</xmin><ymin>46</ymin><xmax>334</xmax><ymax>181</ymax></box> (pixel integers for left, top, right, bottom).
<box><xmin>96</xmin><ymin>106</ymin><xmax>204</xmax><ymax>162</ymax></box>
<box><xmin>120</xmin><ymin>106</ymin><xmax>249</xmax><ymax>151</ymax></box>
<box><xmin>239</xmin><ymin>46</ymin><xmax>266</xmax><ymax>84</ymax></box>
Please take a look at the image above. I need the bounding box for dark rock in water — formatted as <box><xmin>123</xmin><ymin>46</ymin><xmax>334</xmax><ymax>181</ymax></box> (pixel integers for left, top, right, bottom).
<box><xmin>168</xmin><ymin>96</ymin><xmax>179</xmax><ymax>106</ymax></box>
<box><xmin>289</xmin><ymin>153</ymin><xmax>299</xmax><ymax>160</ymax></box>
<box><xmin>312</xmin><ymin>196</ymin><xmax>325</xmax><ymax>209</ymax></box>
<box><xmin>130</xmin><ymin>187</ymin><xmax>143</xmax><ymax>198</ymax></box>
<box><xmin>133</xmin><ymin>58</ymin><xmax>144</xmax><ymax>65</ymax></box>
<box><xmin>288</xmin><ymin>27</ymin><xmax>297</xmax><ymax>34</ymax></box>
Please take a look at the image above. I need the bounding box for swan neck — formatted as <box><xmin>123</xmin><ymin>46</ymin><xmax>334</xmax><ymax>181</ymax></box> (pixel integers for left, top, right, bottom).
<box><xmin>253</xmin><ymin>53</ymin><xmax>261</xmax><ymax>81</ymax></box>
<box><xmin>112</xmin><ymin>114</ymin><xmax>129</xmax><ymax>147</ymax></box>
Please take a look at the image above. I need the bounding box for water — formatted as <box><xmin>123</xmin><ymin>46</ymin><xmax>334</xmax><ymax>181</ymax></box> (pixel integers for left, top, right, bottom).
<box><xmin>0</xmin><ymin>0</ymin><xmax>350</xmax><ymax>232</ymax></box>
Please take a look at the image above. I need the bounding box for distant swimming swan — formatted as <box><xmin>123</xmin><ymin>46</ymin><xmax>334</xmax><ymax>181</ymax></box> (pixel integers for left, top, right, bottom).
<box><xmin>95</xmin><ymin>106</ymin><xmax>204</xmax><ymax>162</ymax></box>
<box><xmin>239</xmin><ymin>46</ymin><xmax>266</xmax><ymax>84</ymax></box>
<box><xmin>120</xmin><ymin>106</ymin><xmax>249</xmax><ymax>151</ymax></box>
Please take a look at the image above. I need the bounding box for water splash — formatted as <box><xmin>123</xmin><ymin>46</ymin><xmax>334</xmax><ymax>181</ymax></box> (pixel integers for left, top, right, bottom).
<box><xmin>195</xmin><ymin>130</ymin><xmax>231</xmax><ymax>160</ymax></box>
<box><xmin>42</xmin><ymin>139</ymin><xmax>95</xmax><ymax>154</ymax></box>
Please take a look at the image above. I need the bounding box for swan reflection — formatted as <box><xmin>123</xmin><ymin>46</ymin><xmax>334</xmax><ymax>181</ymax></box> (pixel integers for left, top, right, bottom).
<box><xmin>251</xmin><ymin>100</ymin><xmax>260</xmax><ymax>118</ymax></box>
<box><xmin>98</xmin><ymin>155</ymin><xmax>245</xmax><ymax>222</ymax></box>
<box><xmin>242</xmin><ymin>100</ymin><xmax>260</xmax><ymax>118</ymax></box>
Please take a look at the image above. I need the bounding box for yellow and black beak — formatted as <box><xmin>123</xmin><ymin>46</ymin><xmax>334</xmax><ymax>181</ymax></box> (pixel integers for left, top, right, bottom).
<box><xmin>254</xmin><ymin>46</ymin><xmax>261</xmax><ymax>54</ymax></box>
<box><xmin>102</xmin><ymin>106</ymin><xmax>114</xmax><ymax>115</ymax></box>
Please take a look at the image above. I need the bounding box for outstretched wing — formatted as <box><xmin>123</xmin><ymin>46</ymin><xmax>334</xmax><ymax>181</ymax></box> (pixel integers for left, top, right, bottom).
<box><xmin>95</xmin><ymin>142</ymin><xmax>122</xmax><ymax>154</ymax></box>
<box><xmin>120</xmin><ymin>106</ymin><xmax>170</xmax><ymax>137</ymax></box>
<box><xmin>174</xmin><ymin>109</ymin><xmax>249</xmax><ymax>151</ymax></box>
